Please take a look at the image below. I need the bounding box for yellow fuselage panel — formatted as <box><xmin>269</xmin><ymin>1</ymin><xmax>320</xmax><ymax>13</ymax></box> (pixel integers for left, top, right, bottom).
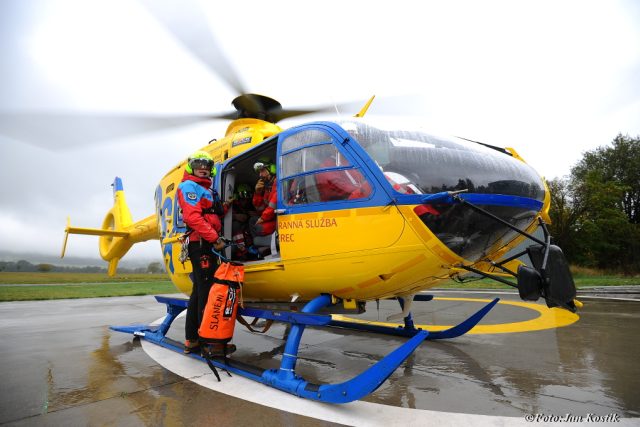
<box><xmin>162</xmin><ymin>192</ymin><xmax>541</xmax><ymax>302</ymax></box>
<box><xmin>277</xmin><ymin>206</ymin><xmax>405</xmax><ymax>258</ymax></box>
<box><xmin>241</xmin><ymin>248</ymin><xmax>447</xmax><ymax>301</ymax></box>
<box><xmin>166</xmin><ymin>204</ymin><xmax>462</xmax><ymax>301</ymax></box>
<box><xmin>167</xmin><ymin>244</ymin><xmax>453</xmax><ymax>301</ymax></box>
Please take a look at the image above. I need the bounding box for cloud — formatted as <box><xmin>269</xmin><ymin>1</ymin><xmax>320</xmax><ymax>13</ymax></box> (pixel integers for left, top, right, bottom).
<box><xmin>1</xmin><ymin>0</ymin><xmax>639</xmax><ymax>261</ymax></box>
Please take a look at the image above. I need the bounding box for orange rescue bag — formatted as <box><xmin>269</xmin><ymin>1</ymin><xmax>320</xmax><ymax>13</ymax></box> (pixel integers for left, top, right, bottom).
<box><xmin>198</xmin><ymin>261</ymin><xmax>244</xmax><ymax>344</ymax></box>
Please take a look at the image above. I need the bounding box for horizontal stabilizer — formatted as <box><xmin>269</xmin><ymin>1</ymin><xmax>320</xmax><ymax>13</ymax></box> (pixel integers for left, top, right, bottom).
<box><xmin>61</xmin><ymin>217</ymin><xmax>131</xmax><ymax>258</ymax></box>
<box><xmin>66</xmin><ymin>225</ymin><xmax>130</xmax><ymax>237</ymax></box>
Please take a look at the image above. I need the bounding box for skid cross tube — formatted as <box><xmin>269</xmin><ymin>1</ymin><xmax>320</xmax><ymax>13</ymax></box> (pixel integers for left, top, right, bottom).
<box><xmin>275</xmin><ymin>294</ymin><xmax>332</xmax><ymax>379</ymax></box>
<box><xmin>111</xmin><ymin>294</ymin><xmax>429</xmax><ymax>404</ymax></box>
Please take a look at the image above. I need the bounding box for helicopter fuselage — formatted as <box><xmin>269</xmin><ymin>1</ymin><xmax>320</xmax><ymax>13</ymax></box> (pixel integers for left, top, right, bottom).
<box><xmin>153</xmin><ymin>117</ymin><xmax>549</xmax><ymax>304</ymax></box>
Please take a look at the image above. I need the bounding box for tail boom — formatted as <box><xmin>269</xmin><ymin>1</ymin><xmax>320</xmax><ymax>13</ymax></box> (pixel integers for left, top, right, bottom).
<box><xmin>61</xmin><ymin>177</ymin><xmax>159</xmax><ymax>275</ymax></box>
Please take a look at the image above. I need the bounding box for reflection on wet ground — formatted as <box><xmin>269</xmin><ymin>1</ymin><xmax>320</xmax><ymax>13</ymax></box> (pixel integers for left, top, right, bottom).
<box><xmin>201</xmin><ymin>293</ymin><xmax>639</xmax><ymax>418</ymax></box>
<box><xmin>0</xmin><ymin>292</ymin><xmax>638</xmax><ymax>426</ymax></box>
<box><xmin>0</xmin><ymin>297</ymin><xmax>339</xmax><ymax>427</ymax></box>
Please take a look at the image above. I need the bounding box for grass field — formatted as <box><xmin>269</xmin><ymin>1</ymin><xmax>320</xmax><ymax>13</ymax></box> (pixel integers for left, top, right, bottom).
<box><xmin>0</xmin><ymin>272</ymin><xmax>170</xmax><ymax>284</ymax></box>
<box><xmin>0</xmin><ymin>272</ymin><xmax>177</xmax><ymax>301</ymax></box>
<box><xmin>0</xmin><ymin>270</ymin><xmax>637</xmax><ymax>302</ymax></box>
<box><xmin>0</xmin><ymin>282</ymin><xmax>177</xmax><ymax>301</ymax></box>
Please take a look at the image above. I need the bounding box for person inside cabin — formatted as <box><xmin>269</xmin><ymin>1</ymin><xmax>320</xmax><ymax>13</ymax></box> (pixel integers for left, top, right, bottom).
<box><xmin>315</xmin><ymin>152</ymin><xmax>372</xmax><ymax>201</ymax></box>
<box><xmin>249</xmin><ymin>159</ymin><xmax>278</xmax><ymax>252</ymax></box>
<box><xmin>176</xmin><ymin>150</ymin><xmax>235</xmax><ymax>356</ymax></box>
<box><xmin>230</xmin><ymin>183</ymin><xmax>257</xmax><ymax>259</ymax></box>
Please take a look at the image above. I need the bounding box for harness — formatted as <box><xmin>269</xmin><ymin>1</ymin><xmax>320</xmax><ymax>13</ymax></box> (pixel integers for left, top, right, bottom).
<box><xmin>179</xmin><ymin>190</ymin><xmax>224</xmax><ymax>264</ymax></box>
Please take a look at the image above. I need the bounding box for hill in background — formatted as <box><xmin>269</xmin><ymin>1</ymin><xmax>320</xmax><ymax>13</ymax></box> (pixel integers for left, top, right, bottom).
<box><xmin>0</xmin><ymin>249</ymin><xmax>162</xmax><ymax>271</ymax></box>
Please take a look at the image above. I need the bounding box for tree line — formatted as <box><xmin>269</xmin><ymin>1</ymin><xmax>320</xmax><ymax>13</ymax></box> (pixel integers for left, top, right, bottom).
<box><xmin>0</xmin><ymin>260</ymin><xmax>166</xmax><ymax>274</ymax></box>
<box><xmin>547</xmin><ymin>134</ymin><xmax>640</xmax><ymax>274</ymax></box>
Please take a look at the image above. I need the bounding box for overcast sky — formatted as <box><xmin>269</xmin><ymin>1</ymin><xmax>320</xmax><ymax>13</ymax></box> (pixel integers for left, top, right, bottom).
<box><xmin>1</xmin><ymin>0</ymin><xmax>639</xmax><ymax>263</ymax></box>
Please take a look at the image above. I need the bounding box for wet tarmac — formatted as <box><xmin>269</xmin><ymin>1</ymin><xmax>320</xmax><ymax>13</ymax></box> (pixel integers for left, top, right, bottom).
<box><xmin>0</xmin><ymin>290</ymin><xmax>638</xmax><ymax>426</ymax></box>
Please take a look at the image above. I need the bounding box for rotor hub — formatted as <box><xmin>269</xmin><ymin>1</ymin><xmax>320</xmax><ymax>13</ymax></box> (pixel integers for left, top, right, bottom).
<box><xmin>232</xmin><ymin>94</ymin><xmax>283</xmax><ymax>122</ymax></box>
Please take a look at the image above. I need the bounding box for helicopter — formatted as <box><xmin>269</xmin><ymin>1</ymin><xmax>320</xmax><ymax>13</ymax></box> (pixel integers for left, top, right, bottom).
<box><xmin>57</xmin><ymin>92</ymin><xmax>579</xmax><ymax>402</ymax></box>
<box><xmin>40</xmin><ymin>1</ymin><xmax>579</xmax><ymax>403</ymax></box>
<box><xmin>61</xmin><ymin>92</ymin><xmax>577</xmax><ymax>310</ymax></box>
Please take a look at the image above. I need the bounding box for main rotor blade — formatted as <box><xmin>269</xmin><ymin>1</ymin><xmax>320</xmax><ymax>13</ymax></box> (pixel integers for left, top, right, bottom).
<box><xmin>271</xmin><ymin>106</ymin><xmax>340</xmax><ymax>122</ymax></box>
<box><xmin>272</xmin><ymin>94</ymin><xmax>429</xmax><ymax>122</ymax></box>
<box><xmin>138</xmin><ymin>0</ymin><xmax>246</xmax><ymax>95</ymax></box>
<box><xmin>0</xmin><ymin>111</ymin><xmax>223</xmax><ymax>149</ymax></box>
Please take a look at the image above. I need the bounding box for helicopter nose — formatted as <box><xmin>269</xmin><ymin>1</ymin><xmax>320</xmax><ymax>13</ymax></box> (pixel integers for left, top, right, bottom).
<box><xmin>416</xmin><ymin>192</ymin><xmax>543</xmax><ymax>260</ymax></box>
<box><xmin>413</xmin><ymin>184</ymin><xmax>545</xmax><ymax>263</ymax></box>
<box><xmin>402</xmin><ymin>146</ymin><xmax>547</xmax><ymax>263</ymax></box>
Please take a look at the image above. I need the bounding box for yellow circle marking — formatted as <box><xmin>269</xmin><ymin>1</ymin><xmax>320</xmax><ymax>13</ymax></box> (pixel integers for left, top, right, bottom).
<box><xmin>332</xmin><ymin>297</ymin><xmax>580</xmax><ymax>335</ymax></box>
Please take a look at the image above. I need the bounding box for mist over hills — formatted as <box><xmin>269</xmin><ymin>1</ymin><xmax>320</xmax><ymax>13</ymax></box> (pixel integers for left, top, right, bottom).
<box><xmin>0</xmin><ymin>249</ymin><xmax>161</xmax><ymax>269</ymax></box>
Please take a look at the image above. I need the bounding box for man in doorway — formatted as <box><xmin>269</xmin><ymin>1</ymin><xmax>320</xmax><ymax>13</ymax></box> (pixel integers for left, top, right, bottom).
<box><xmin>250</xmin><ymin>160</ymin><xmax>277</xmax><ymax>249</ymax></box>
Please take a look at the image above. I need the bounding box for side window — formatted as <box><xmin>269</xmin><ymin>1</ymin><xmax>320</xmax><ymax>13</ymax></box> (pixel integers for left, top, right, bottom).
<box><xmin>281</xmin><ymin>129</ymin><xmax>329</xmax><ymax>152</ymax></box>
<box><xmin>280</xmin><ymin>129</ymin><xmax>372</xmax><ymax>206</ymax></box>
<box><xmin>281</xmin><ymin>143</ymin><xmax>338</xmax><ymax>177</ymax></box>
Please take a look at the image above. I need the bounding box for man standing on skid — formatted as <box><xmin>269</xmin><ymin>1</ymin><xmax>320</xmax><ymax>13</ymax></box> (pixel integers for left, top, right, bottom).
<box><xmin>176</xmin><ymin>151</ymin><xmax>228</xmax><ymax>355</ymax></box>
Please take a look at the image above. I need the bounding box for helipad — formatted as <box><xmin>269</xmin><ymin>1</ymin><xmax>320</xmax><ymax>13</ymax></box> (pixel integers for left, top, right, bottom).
<box><xmin>0</xmin><ymin>290</ymin><xmax>638</xmax><ymax>426</ymax></box>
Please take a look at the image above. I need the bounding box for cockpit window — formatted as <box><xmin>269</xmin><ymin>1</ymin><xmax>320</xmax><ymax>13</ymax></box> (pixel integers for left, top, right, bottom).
<box><xmin>281</xmin><ymin>143</ymin><xmax>343</xmax><ymax>177</ymax></box>
<box><xmin>340</xmin><ymin>120</ymin><xmax>545</xmax><ymax>201</ymax></box>
<box><xmin>280</xmin><ymin>128</ymin><xmax>372</xmax><ymax>206</ymax></box>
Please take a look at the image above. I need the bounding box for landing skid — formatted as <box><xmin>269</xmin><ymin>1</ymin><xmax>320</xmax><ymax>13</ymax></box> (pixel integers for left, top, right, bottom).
<box><xmin>111</xmin><ymin>294</ymin><xmax>495</xmax><ymax>403</ymax></box>
<box><xmin>329</xmin><ymin>296</ymin><xmax>500</xmax><ymax>340</ymax></box>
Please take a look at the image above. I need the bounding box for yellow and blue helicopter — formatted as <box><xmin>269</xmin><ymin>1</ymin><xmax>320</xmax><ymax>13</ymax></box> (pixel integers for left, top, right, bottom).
<box><xmin>52</xmin><ymin>1</ymin><xmax>579</xmax><ymax>403</ymax></box>
<box><xmin>59</xmin><ymin>91</ymin><xmax>579</xmax><ymax>403</ymax></box>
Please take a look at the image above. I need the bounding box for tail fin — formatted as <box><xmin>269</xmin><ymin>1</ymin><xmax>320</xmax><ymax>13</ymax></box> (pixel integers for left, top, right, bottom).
<box><xmin>354</xmin><ymin>95</ymin><xmax>375</xmax><ymax>118</ymax></box>
<box><xmin>61</xmin><ymin>177</ymin><xmax>158</xmax><ymax>275</ymax></box>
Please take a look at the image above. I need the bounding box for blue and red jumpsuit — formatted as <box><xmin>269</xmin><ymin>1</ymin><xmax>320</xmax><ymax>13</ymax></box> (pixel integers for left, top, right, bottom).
<box><xmin>177</xmin><ymin>171</ymin><xmax>223</xmax><ymax>342</ymax></box>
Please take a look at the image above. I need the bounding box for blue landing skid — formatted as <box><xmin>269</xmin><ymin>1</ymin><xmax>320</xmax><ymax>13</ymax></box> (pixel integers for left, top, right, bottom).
<box><xmin>110</xmin><ymin>294</ymin><xmax>428</xmax><ymax>404</ymax></box>
<box><xmin>328</xmin><ymin>296</ymin><xmax>500</xmax><ymax>340</ymax></box>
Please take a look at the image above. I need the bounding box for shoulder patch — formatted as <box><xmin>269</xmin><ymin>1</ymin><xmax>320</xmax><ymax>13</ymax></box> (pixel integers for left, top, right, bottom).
<box><xmin>187</xmin><ymin>192</ymin><xmax>197</xmax><ymax>200</ymax></box>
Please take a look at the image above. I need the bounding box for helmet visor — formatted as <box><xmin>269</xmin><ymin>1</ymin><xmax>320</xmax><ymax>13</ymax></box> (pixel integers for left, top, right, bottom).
<box><xmin>189</xmin><ymin>158</ymin><xmax>214</xmax><ymax>171</ymax></box>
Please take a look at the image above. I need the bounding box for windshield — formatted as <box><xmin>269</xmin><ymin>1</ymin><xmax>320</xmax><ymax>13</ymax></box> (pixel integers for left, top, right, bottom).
<box><xmin>340</xmin><ymin>119</ymin><xmax>544</xmax><ymax>200</ymax></box>
<box><xmin>339</xmin><ymin>119</ymin><xmax>545</xmax><ymax>261</ymax></box>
